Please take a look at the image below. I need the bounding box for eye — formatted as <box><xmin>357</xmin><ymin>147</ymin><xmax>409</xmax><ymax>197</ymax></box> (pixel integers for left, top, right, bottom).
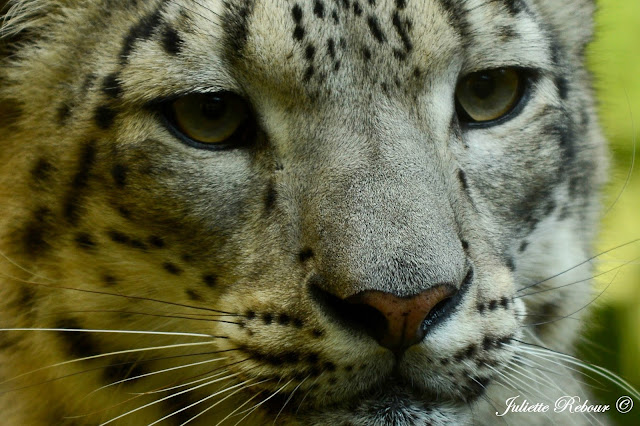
<box><xmin>164</xmin><ymin>92</ymin><xmax>253</xmax><ymax>148</ymax></box>
<box><xmin>455</xmin><ymin>68</ymin><xmax>526</xmax><ymax>125</ymax></box>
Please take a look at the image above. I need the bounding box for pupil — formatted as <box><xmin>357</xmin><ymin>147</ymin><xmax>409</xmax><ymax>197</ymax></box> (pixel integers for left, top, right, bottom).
<box><xmin>201</xmin><ymin>96</ymin><xmax>225</xmax><ymax>120</ymax></box>
<box><xmin>471</xmin><ymin>74</ymin><xmax>495</xmax><ymax>100</ymax></box>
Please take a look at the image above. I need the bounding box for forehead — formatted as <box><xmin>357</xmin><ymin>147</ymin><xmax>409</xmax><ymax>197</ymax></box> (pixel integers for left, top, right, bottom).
<box><xmin>217</xmin><ymin>0</ymin><xmax>549</xmax><ymax>95</ymax></box>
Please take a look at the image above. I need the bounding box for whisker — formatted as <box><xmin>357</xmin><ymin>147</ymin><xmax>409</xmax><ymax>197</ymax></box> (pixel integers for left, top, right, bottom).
<box><xmin>514</xmin><ymin>340</ymin><xmax>640</xmax><ymax>399</ymax></box>
<box><xmin>1</xmin><ymin>349</ymin><xmax>237</xmax><ymax>397</ymax></box>
<box><xmin>516</xmin><ymin>239</ymin><xmax>640</xmax><ymax>293</ymax></box>
<box><xmin>181</xmin><ymin>379</ymin><xmax>270</xmax><ymax>426</ymax></box>
<box><xmin>215</xmin><ymin>389</ymin><xmax>267</xmax><ymax>426</ymax></box>
<box><xmin>233</xmin><ymin>379</ymin><xmax>294</xmax><ymax>426</ymax></box>
<box><xmin>149</xmin><ymin>377</ymin><xmax>254</xmax><ymax>426</ymax></box>
<box><xmin>273</xmin><ymin>376</ymin><xmax>309</xmax><ymax>425</ymax></box>
<box><xmin>99</xmin><ymin>372</ymin><xmax>241</xmax><ymax>425</ymax></box>
<box><xmin>4</xmin><ymin>279</ymin><xmax>238</xmax><ymax>315</ymax></box>
<box><xmin>520</xmin><ymin>269</ymin><xmax>618</xmax><ymax>328</ymax></box>
<box><xmin>516</xmin><ymin>257</ymin><xmax>637</xmax><ymax>299</ymax></box>
<box><xmin>0</xmin><ymin>340</ymin><xmax>215</xmax><ymax>387</ymax></box>
<box><xmin>89</xmin><ymin>356</ymin><xmax>230</xmax><ymax>396</ymax></box>
<box><xmin>138</xmin><ymin>358</ymin><xmax>253</xmax><ymax>395</ymax></box>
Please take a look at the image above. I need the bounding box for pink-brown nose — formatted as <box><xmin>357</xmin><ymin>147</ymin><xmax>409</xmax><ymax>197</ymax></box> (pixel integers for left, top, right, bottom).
<box><xmin>346</xmin><ymin>286</ymin><xmax>456</xmax><ymax>352</ymax></box>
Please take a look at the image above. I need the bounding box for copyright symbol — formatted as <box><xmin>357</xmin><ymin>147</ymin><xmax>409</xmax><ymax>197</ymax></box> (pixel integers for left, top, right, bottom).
<box><xmin>616</xmin><ymin>396</ymin><xmax>634</xmax><ymax>414</ymax></box>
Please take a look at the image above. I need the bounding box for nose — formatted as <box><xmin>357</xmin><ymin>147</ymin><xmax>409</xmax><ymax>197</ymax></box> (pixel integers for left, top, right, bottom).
<box><xmin>345</xmin><ymin>286</ymin><xmax>457</xmax><ymax>352</ymax></box>
<box><xmin>311</xmin><ymin>271</ymin><xmax>469</xmax><ymax>354</ymax></box>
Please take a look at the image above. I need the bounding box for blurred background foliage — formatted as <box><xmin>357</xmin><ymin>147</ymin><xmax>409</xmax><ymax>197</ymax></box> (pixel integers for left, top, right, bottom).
<box><xmin>578</xmin><ymin>0</ymin><xmax>640</xmax><ymax>424</ymax></box>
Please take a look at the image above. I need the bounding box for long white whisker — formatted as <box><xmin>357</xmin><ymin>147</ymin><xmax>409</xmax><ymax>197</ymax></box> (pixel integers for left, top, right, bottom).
<box><xmin>273</xmin><ymin>376</ymin><xmax>309</xmax><ymax>425</ymax></box>
<box><xmin>515</xmin><ymin>343</ymin><xmax>640</xmax><ymax>399</ymax></box>
<box><xmin>90</xmin><ymin>357</ymin><xmax>229</xmax><ymax>395</ymax></box>
<box><xmin>215</xmin><ymin>389</ymin><xmax>267</xmax><ymax>426</ymax></box>
<box><xmin>99</xmin><ymin>372</ymin><xmax>240</xmax><ymax>425</ymax></box>
<box><xmin>138</xmin><ymin>358</ymin><xmax>252</xmax><ymax>395</ymax></box>
<box><xmin>0</xmin><ymin>341</ymin><xmax>214</xmax><ymax>387</ymax></box>
<box><xmin>148</xmin><ymin>377</ymin><xmax>252</xmax><ymax>426</ymax></box>
<box><xmin>233</xmin><ymin>379</ymin><xmax>294</xmax><ymax>426</ymax></box>
<box><xmin>180</xmin><ymin>379</ymin><xmax>270</xmax><ymax>426</ymax></box>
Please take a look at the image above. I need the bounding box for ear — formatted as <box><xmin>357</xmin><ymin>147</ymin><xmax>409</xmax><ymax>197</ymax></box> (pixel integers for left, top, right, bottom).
<box><xmin>530</xmin><ymin>0</ymin><xmax>596</xmax><ymax>58</ymax></box>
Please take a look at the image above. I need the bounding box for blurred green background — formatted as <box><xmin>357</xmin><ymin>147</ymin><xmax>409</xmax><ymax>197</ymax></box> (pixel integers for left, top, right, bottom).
<box><xmin>578</xmin><ymin>0</ymin><xmax>640</xmax><ymax>424</ymax></box>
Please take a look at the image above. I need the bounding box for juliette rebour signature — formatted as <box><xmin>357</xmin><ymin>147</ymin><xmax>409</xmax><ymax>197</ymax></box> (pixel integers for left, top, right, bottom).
<box><xmin>496</xmin><ymin>395</ymin><xmax>611</xmax><ymax>416</ymax></box>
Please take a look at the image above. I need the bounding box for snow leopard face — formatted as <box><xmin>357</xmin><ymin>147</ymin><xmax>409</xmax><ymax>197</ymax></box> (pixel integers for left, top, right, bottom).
<box><xmin>0</xmin><ymin>0</ymin><xmax>608</xmax><ymax>424</ymax></box>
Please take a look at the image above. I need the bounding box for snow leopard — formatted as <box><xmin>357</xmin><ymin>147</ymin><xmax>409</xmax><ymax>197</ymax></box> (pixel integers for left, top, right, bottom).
<box><xmin>0</xmin><ymin>0</ymin><xmax>630</xmax><ymax>425</ymax></box>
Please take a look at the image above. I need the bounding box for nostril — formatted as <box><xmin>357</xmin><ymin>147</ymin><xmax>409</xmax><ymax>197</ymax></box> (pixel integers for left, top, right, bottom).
<box><xmin>309</xmin><ymin>275</ymin><xmax>464</xmax><ymax>353</ymax></box>
<box><xmin>421</xmin><ymin>296</ymin><xmax>454</xmax><ymax>330</ymax></box>
<box><xmin>309</xmin><ymin>283</ymin><xmax>388</xmax><ymax>341</ymax></box>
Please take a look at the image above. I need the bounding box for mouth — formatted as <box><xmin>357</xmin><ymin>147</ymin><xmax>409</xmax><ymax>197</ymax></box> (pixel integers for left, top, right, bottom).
<box><xmin>258</xmin><ymin>372</ymin><xmax>472</xmax><ymax>425</ymax></box>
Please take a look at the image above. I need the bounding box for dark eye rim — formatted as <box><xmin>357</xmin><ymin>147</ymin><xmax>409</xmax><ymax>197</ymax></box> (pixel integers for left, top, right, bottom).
<box><xmin>455</xmin><ymin>68</ymin><xmax>539</xmax><ymax>129</ymax></box>
<box><xmin>156</xmin><ymin>91</ymin><xmax>257</xmax><ymax>151</ymax></box>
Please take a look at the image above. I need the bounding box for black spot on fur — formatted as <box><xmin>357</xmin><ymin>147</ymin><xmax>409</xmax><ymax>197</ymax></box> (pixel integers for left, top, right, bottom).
<box><xmin>303</xmin><ymin>65</ymin><xmax>315</xmax><ymax>82</ymax></box>
<box><xmin>293</xmin><ymin>25</ymin><xmax>305</xmax><ymax>41</ymax></box>
<box><xmin>63</xmin><ymin>141</ymin><xmax>96</xmax><ymax>226</ymax></box>
<box><xmin>111</xmin><ymin>164</ymin><xmax>128</xmax><ymax>188</ymax></box>
<box><xmin>519</xmin><ymin>240</ymin><xmax>528</xmax><ymax>252</ymax></box>
<box><xmin>362</xmin><ymin>47</ymin><xmax>372</xmax><ymax>61</ymax></box>
<box><xmin>395</xmin><ymin>0</ymin><xmax>406</xmax><ymax>9</ymax></box>
<box><xmin>501</xmin><ymin>0</ymin><xmax>524</xmax><ymax>15</ymax></box>
<box><xmin>161</xmin><ymin>25</ymin><xmax>183</xmax><ymax>55</ymax></box>
<box><xmin>488</xmin><ymin>300</ymin><xmax>498</xmax><ymax>311</ymax></box>
<box><xmin>222</xmin><ymin>0</ymin><xmax>255</xmax><ymax>58</ymax></box>
<box><xmin>305</xmin><ymin>44</ymin><xmax>316</xmax><ymax>61</ymax></box>
<box><xmin>331</xmin><ymin>10</ymin><xmax>339</xmax><ymax>23</ymax></box>
<box><xmin>477</xmin><ymin>303</ymin><xmax>485</xmax><ymax>314</ymax></box>
<box><xmin>103</xmin><ymin>274</ymin><xmax>117</xmax><ymax>286</ymax></box>
<box><xmin>292</xmin><ymin>4</ymin><xmax>303</xmax><ymax>22</ymax></box>
<box><xmin>367</xmin><ymin>16</ymin><xmax>386</xmax><ymax>43</ymax></box>
<box><xmin>264</xmin><ymin>181</ymin><xmax>277</xmax><ymax>211</ymax></box>
<box><xmin>299</xmin><ymin>248</ymin><xmax>314</xmax><ymax>262</ymax></box>
<box><xmin>505</xmin><ymin>257</ymin><xmax>516</xmax><ymax>271</ymax></box>
<box><xmin>437</xmin><ymin>0</ymin><xmax>470</xmax><ymax>38</ymax></box>
<box><xmin>262</xmin><ymin>313</ymin><xmax>273</xmax><ymax>324</ymax></box>
<box><xmin>163</xmin><ymin>262</ymin><xmax>182</xmax><ymax>275</ymax></box>
<box><xmin>461</xmin><ymin>240</ymin><xmax>469</xmax><ymax>251</ymax></box>
<box><xmin>278</xmin><ymin>314</ymin><xmax>291</xmax><ymax>325</ymax></box>
<box><xmin>102</xmin><ymin>73</ymin><xmax>122</xmax><ymax>98</ymax></box>
<box><xmin>555</xmin><ymin>76</ymin><xmax>569</xmax><ymax>100</ymax></box>
<box><xmin>482</xmin><ymin>336</ymin><xmax>493</xmax><ymax>350</ymax></box>
<box><xmin>30</xmin><ymin>158</ymin><xmax>55</xmax><ymax>185</ymax></box>
<box><xmin>56</xmin><ymin>103</ymin><xmax>72</xmax><ymax>126</ymax></box>
<box><xmin>15</xmin><ymin>285</ymin><xmax>37</xmax><ymax>310</ymax></box>
<box><xmin>392</xmin><ymin>12</ymin><xmax>412</xmax><ymax>52</ymax></box>
<box><xmin>313</xmin><ymin>0</ymin><xmax>325</xmax><ymax>18</ymax></box>
<box><xmin>21</xmin><ymin>208</ymin><xmax>52</xmax><ymax>257</ymax></box>
<box><xmin>148</xmin><ymin>235</ymin><xmax>165</xmax><ymax>248</ymax></box>
<box><xmin>108</xmin><ymin>230</ymin><xmax>130</xmax><ymax>245</ymax></box>
<box><xmin>327</xmin><ymin>38</ymin><xmax>336</xmax><ymax>58</ymax></box>
<box><xmin>103</xmin><ymin>359</ymin><xmax>146</xmax><ymax>383</ymax></box>
<box><xmin>544</xmin><ymin>200</ymin><xmax>557</xmax><ymax>216</ymax></box>
<box><xmin>75</xmin><ymin>232</ymin><xmax>97</xmax><ymax>250</ymax></box>
<box><xmin>353</xmin><ymin>1</ymin><xmax>362</xmax><ymax>16</ymax></box>
<box><xmin>55</xmin><ymin>318</ymin><xmax>101</xmax><ymax>358</ymax></box>
<box><xmin>94</xmin><ymin>105</ymin><xmax>117</xmax><ymax>130</ymax></box>
<box><xmin>458</xmin><ymin>169</ymin><xmax>469</xmax><ymax>191</ymax></box>
<box><xmin>120</xmin><ymin>5</ymin><xmax>166</xmax><ymax>64</ymax></box>
<box><xmin>186</xmin><ymin>289</ymin><xmax>202</xmax><ymax>301</ymax></box>
<box><xmin>203</xmin><ymin>274</ymin><xmax>217</xmax><ymax>288</ymax></box>
<box><xmin>500</xmin><ymin>297</ymin><xmax>510</xmax><ymax>308</ymax></box>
